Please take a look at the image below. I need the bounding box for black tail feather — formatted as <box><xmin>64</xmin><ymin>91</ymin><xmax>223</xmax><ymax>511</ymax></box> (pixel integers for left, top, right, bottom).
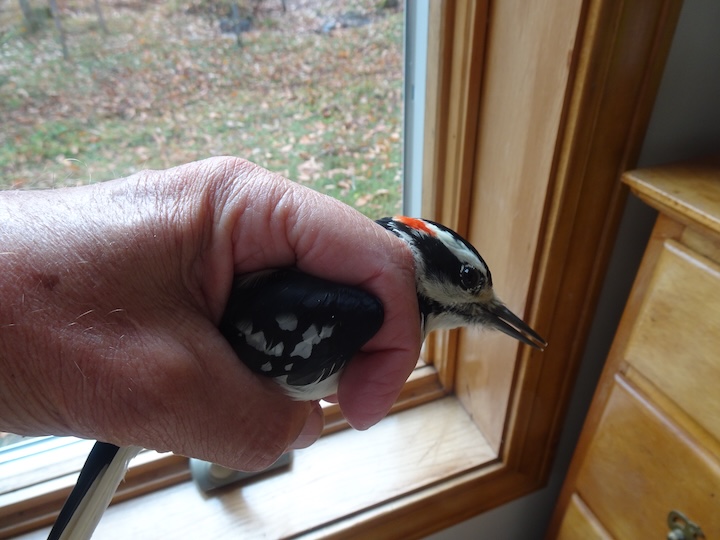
<box><xmin>48</xmin><ymin>442</ymin><xmax>120</xmax><ymax>540</ymax></box>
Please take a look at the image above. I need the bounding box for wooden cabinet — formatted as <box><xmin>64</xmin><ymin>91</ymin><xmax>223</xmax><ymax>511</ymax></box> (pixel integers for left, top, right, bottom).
<box><xmin>548</xmin><ymin>159</ymin><xmax>720</xmax><ymax>539</ymax></box>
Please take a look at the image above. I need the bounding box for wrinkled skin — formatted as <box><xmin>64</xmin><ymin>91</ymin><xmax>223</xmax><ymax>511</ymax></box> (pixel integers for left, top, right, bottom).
<box><xmin>0</xmin><ymin>157</ymin><xmax>420</xmax><ymax>472</ymax></box>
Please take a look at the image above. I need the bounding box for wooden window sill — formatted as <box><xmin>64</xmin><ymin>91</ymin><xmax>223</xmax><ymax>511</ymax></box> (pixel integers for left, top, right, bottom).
<box><xmin>0</xmin><ymin>365</ymin><xmax>443</xmax><ymax>539</ymax></box>
<box><xmin>16</xmin><ymin>396</ymin><xmax>497</xmax><ymax>539</ymax></box>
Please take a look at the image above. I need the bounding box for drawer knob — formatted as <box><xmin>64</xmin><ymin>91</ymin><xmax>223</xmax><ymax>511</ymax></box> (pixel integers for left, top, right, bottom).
<box><xmin>667</xmin><ymin>510</ymin><xmax>705</xmax><ymax>540</ymax></box>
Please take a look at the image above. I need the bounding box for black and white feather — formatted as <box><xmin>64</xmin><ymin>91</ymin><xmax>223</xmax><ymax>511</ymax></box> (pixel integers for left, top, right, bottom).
<box><xmin>219</xmin><ymin>268</ymin><xmax>384</xmax><ymax>400</ymax></box>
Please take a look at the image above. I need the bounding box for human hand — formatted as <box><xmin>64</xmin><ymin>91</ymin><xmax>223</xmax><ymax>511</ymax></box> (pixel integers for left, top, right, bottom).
<box><xmin>0</xmin><ymin>157</ymin><xmax>421</xmax><ymax>471</ymax></box>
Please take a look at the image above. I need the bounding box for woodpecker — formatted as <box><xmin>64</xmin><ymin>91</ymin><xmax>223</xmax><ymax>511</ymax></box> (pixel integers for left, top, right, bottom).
<box><xmin>48</xmin><ymin>216</ymin><xmax>546</xmax><ymax>540</ymax></box>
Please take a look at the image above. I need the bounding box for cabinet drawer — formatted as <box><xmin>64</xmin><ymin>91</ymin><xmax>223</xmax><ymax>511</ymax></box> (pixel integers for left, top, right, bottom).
<box><xmin>575</xmin><ymin>377</ymin><xmax>720</xmax><ymax>539</ymax></box>
<box><xmin>555</xmin><ymin>494</ymin><xmax>611</xmax><ymax>539</ymax></box>
<box><xmin>624</xmin><ymin>239</ymin><xmax>720</xmax><ymax>442</ymax></box>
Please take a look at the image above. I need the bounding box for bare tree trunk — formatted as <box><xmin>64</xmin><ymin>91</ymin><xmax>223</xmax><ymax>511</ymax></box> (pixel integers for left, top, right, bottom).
<box><xmin>93</xmin><ymin>0</ymin><xmax>108</xmax><ymax>34</ymax></box>
<box><xmin>47</xmin><ymin>0</ymin><xmax>69</xmax><ymax>60</ymax></box>
<box><xmin>18</xmin><ymin>0</ymin><xmax>33</xmax><ymax>21</ymax></box>
<box><xmin>18</xmin><ymin>0</ymin><xmax>40</xmax><ymax>32</ymax></box>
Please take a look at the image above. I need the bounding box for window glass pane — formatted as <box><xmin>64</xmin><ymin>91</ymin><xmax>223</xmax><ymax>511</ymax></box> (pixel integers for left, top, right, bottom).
<box><xmin>0</xmin><ymin>432</ymin><xmax>26</xmax><ymax>449</ymax></box>
<box><xmin>1</xmin><ymin>0</ymin><xmax>404</xmax><ymax>216</ymax></box>
<box><xmin>0</xmin><ymin>0</ymin><xmax>407</xmax><ymax>473</ymax></box>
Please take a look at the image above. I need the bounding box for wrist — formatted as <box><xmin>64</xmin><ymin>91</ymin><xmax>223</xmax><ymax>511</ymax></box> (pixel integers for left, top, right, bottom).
<box><xmin>0</xmin><ymin>190</ymin><xmax>73</xmax><ymax>435</ymax></box>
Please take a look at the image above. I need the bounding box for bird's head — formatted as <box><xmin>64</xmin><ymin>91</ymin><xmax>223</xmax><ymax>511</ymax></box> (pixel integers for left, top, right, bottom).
<box><xmin>377</xmin><ymin>216</ymin><xmax>547</xmax><ymax>350</ymax></box>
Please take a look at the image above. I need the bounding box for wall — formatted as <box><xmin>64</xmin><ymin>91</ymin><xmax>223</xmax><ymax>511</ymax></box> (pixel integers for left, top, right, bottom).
<box><xmin>426</xmin><ymin>0</ymin><xmax>720</xmax><ymax>537</ymax></box>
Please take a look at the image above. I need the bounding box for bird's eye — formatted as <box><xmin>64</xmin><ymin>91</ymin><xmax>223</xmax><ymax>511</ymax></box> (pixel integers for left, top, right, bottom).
<box><xmin>459</xmin><ymin>264</ymin><xmax>484</xmax><ymax>291</ymax></box>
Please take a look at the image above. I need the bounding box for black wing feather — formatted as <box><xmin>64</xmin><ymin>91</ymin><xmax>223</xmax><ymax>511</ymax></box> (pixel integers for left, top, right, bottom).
<box><xmin>219</xmin><ymin>269</ymin><xmax>384</xmax><ymax>389</ymax></box>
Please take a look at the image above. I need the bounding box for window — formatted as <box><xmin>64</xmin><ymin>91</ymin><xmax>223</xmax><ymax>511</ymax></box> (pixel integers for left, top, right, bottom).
<box><xmin>1</xmin><ymin>0</ymin><xmax>406</xmax><ymax>212</ymax></box>
<box><xmin>1</xmin><ymin>0</ymin><xmax>682</xmax><ymax>537</ymax></box>
<box><xmin>1</xmin><ymin>0</ymin><xmax>420</xmax><ymax>533</ymax></box>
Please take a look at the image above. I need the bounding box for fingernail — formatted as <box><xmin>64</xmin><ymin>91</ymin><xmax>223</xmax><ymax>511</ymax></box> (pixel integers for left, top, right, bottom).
<box><xmin>289</xmin><ymin>404</ymin><xmax>324</xmax><ymax>449</ymax></box>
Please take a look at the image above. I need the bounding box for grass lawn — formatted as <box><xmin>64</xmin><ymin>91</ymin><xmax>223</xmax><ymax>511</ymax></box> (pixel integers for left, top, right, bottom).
<box><xmin>0</xmin><ymin>0</ymin><xmax>404</xmax><ymax>217</ymax></box>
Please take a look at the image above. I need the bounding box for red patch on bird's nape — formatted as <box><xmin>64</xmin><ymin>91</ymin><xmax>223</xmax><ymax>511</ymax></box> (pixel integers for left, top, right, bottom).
<box><xmin>395</xmin><ymin>216</ymin><xmax>435</xmax><ymax>236</ymax></box>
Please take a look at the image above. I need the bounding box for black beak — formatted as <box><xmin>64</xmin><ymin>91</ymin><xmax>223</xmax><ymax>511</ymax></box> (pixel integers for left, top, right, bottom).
<box><xmin>486</xmin><ymin>303</ymin><xmax>547</xmax><ymax>350</ymax></box>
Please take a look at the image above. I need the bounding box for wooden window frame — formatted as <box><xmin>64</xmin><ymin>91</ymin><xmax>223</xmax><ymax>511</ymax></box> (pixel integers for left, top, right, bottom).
<box><xmin>2</xmin><ymin>0</ymin><xmax>682</xmax><ymax>537</ymax></box>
